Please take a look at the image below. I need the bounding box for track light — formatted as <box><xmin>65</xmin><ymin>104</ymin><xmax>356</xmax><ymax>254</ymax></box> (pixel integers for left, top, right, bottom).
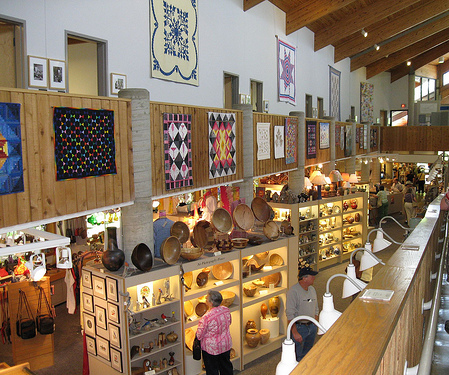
<box><xmin>374</xmin><ymin>44</ymin><xmax>380</xmax><ymax>51</ymax></box>
<box><xmin>361</xmin><ymin>29</ymin><xmax>368</xmax><ymax>38</ymax></box>
<box><xmin>407</xmin><ymin>61</ymin><xmax>411</xmax><ymax>66</ymax></box>
<box><xmin>439</xmin><ymin>56</ymin><xmax>444</xmax><ymax>64</ymax></box>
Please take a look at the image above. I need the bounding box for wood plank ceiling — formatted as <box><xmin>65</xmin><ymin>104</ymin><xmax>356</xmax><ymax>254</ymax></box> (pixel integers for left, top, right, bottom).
<box><xmin>244</xmin><ymin>0</ymin><xmax>449</xmax><ymax>82</ymax></box>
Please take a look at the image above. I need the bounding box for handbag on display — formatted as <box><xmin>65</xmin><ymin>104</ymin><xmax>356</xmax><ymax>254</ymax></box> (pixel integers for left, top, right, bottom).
<box><xmin>36</xmin><ymin>286</ymin><xmax>55</xmax><ymax>335</ymax></box>
<box><xmin>16</xmin><ymin>290</ymin><xmax>36</xmax><ymax>340</ymax></box>
<box><xmin>193</xmin><ymin>335</ymin><xmax>201</xmax><ymax>360</ymax></box>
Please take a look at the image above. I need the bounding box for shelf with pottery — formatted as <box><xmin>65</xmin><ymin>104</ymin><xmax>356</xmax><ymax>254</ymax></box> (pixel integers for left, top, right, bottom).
<box><xmin>130</xmin><ymin>342</ymin><xmax>181</xmax><ymax>364</ymax></box>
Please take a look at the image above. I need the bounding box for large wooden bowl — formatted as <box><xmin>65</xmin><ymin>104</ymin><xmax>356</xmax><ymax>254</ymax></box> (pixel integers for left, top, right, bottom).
<box><xmin>160</xmin><ymin>236</ymin><xmax>181</xmax><ymax>265</ymax></box>
<box><xmin>260</xmin><ymin>272</ymin><xmax>281</xmax><ymax>287</ymax></box>
<box><xmin>251</xmin><ymin>197</ymin><xmax>271</xmax><ymax>223</ymax></box>
<box><xmin>195</xmin><ymin>302</ymin><xmax>209</xmax><ymax>317</ymax></box>
<box><xmin>212</xmin><ymin>262</ymin><xmax>233</xmax><ymax>280</ymax></box>
<box><xmin>263</xmin><ymin>220</ymin><xmax>280</xmax><ymax>241</ymax></box>
<box><xmin>221</xmin><ymin>290</ymin><xmax>236</xmax><ymax>307</ymax></box>
<box><xmin>233</xmin><ymin>204</ymin><xmax>255</xmax><ymax>231</ymax></box>
<box><xmin>131</xmin><ymin>243</ymin><xmax>153</xmax><ymax>272</ymax></box>
<box><xmin>192</xmin><ymin>220</ymin><xmax>215</xmax><ymax>250</ymax></box>
<box><xmin>212</xmin><ymin>208</ymin><xmax>233</xmax><ymax>233</ymax></box>
<box><xmin>180</xmin><ymin>247</ymin><xmax>204</xmax><ymax>261</ymax></box>
<box><xmin>170</xmin><ymin>221</ymin><xmax>190</xmax><ymax>244</ymax></box>
<box><xmin>183</xmin><ymin>271</ymin><xmax>193</xmax><ymax>289</ymax></box>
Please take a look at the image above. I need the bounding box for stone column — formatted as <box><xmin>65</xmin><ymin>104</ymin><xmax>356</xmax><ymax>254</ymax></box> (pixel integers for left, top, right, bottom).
<box><xmin>118</xmin><ymin>89</ymin><xmax>154</xmax><ymax>264</ymax></box>
<box><xmin>288</xmin><ymin>111</ymin><xmax>305</xmax><ymax>194</ymax></box>
<box><xmin>371</xmin><ymin>158</ymin><xmax>381</xmax><ymax>185</ymax></box>
<box><xmin>233</xmin><ymin>104</ymin><xmax>254</xmax><ymax>204</ymax></box>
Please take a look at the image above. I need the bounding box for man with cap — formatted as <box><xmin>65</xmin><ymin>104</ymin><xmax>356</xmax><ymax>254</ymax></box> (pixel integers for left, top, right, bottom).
<box><xmin>285</xmin><ymin>266</ymin><xmax>319</xmax><ymax>361</ymax></box>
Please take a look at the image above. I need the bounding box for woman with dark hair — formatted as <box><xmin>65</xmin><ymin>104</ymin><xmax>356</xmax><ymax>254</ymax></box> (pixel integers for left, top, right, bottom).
<box><xmin>196</xmin><ymin>290</ymin><xmax>233</xmax><ymax>375</ymax></box>
<box><xmin>403</xmin><ymin>187</ymin><xmax>416</xmax><ymax>225</ymax></box>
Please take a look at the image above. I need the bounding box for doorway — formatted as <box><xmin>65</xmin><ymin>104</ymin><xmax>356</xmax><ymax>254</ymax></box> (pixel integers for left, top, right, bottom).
<box><xmin>0</xmin><ymin>18</ymin><xmax>25</xmax><ymax>88</ymax></box>
<box><xmin>380</xmin><ymin>110</ymin><xmax>388</xmax><ymax>126</ymax></box>
<box><xmin>224</xmin><ymin>73</ymin><xmax>239</xmax><ymax>109</ymax></box>
<box><xmin>250</xmin><ymin>80</ymin><xmax>263</xmax><ymax>112</ymax></box>
<box><xmin>317</xmin><ymin>97</ymin><xmax>324</xmax><ymax>119</ymax></box>
<box><xmin>305</xmin><ymin>94</ymin><xmax>312</xmax><ymax>118</ymax></box>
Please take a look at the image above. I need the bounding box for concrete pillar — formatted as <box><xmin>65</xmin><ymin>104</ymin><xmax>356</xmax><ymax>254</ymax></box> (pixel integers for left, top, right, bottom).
<box><xmin>233</xmin><ymin>104</ymin><xmax>254</xmax><ymax>204</ymax></box>
<box><xmin>289</xmin><ymin>111</ymin><xmax>305</xmax><ymax>194</ymax></box>
<box><xmin>118</xmin><ymin>88</ymin><xmax>154</xmax><ymax>264</ymax></box>
<box><xmin>371</xmin><ymin>158</ymin><xmax>381</xmax><ymax>185</ymax></box>
<box><xmin>361</xmin><ymin>160</ymin><xmax>370</xmax><ymax>183</ymax></box>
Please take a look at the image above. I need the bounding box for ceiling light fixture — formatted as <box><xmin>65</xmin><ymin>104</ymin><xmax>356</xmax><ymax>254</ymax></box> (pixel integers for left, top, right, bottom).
<box><xmin>361</xmin><ymin>29</ymin><xmax>368</xmax><ymax>38</ymax></box>
<box><xmin>374</xmin><ymin>44</ymin><xmax>380</xmax><ymax>51</ymax></box>
<box><xmin>407</xmin><ymin>61</ymin><xmax>411</xmax><ymax>66</ymax></box>
<box><xmin>439</xmin><ymin>56</ymin><xmax>444</xmax><ymax>64</ymax></box>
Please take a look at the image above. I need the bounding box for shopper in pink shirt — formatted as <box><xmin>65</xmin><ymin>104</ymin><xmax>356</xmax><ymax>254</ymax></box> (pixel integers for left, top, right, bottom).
<box><xmin>196</xmin><ymin>290</ymin><xmax>233</xmax><ymax>375</ymax></box>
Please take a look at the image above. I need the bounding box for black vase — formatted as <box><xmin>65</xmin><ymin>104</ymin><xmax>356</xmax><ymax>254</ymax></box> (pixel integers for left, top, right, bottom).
<box><xmin>102</xmin><ymin>227</ymin><xmax>125</xmax><ymax>271</ymax></box>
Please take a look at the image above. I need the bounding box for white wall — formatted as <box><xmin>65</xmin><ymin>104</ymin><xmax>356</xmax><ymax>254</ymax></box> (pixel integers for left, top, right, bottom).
<box><xmin>0</xmin><ymin>0</ymin><xmax>405</xmax><ymax>120</ymax></box>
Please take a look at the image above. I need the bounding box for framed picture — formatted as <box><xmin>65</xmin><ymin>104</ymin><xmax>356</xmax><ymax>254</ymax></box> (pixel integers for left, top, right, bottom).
<box><xmin>96</xmin><ymin>336</ymin><xmax>110</xmax><ymax>361</ymax></box>
<box><xmin>48</xmin><ymin>59</ymin><xmax>66</xmax><ymax>90</ymax></box>
<box><xmin>107</xmin><ymin>302</ymin><xmax>120</xmax><ymax>324</ymax></box>
<box><xmin>110</xmin><ymin>73</ymin><xmax>127</xmax><ymax>95</ymax></box>
<box><xmin>92</xmin><ymin>276</ymin><xmax>106</xmax><ymax>299</ymax></box>
<box><xmin>86</xmin><ymin>336</ymin><xmax>97</xmax><ymax>356</ymax></box>
<box><xmin>106</xmin><ymin>277</ymin><xmax>118</xmax><ymax>302</ymax></box>
<box><xmin>82</xmin><ymin>270</ymin><xmax>92</xmax><ymax>289</ymax></box>
<box><xmin>28</xmin><ymin>55</ymin><xmax>48</xmax><ymax>89</ymax></box>
<box><xmin>95</xmin><ymin>305</ymin><xmax>107</xmax><ymax>330</ymax></box>
<box><xmin>83</xmin><ymin>313</ymin><xmax>96</xmax><ymax>337</ymax></box>
<box><xmin>83</xmin><ymin>293</ymin><xmax>94</xmax><ymax>313</ymax></box>
<box><xmin>109</xmin><ymin>323</ymin><xmax>121</xmax><ymax>348</ymax></box>
<box><xmin>110</xmin><ymin>348</ymin><xmax>123</xmax><ymax>372</ymax></box>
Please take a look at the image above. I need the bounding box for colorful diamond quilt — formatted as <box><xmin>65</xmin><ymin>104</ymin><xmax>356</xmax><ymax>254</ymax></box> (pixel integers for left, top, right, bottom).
<box><xmin>163</xmin><ymin>113</ymin><xmax>193</xmax><ymax>190</ymax></box>
<box><xmin>278</xmin><ymin>37</ymin><xmax>296</xmax><ymax>105</ymax></box>
<box><xmin>53</xmin><ymin>107</ymin><xmax>117</xmax><ymax>180</ymax></box>
<box><xmin>208</xmin><ymin>112</ymin><xmax>236</xmax><ymax>179</ymax></box>
<box><xmin>0</xmin><ymin>102</ymin><xmax>24</xmax><ymax>196</ymax></box>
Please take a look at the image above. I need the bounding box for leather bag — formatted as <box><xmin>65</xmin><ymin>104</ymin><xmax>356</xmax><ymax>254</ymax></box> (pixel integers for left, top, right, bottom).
<box><xmin>193</xmin><ymin>335</ymin><xmax>201</xmax><ymax>360</ymax></box>
<box><xmin>36</xmin><ymin>286</ymin><xmax>55</xmax><ymax>335</ymax></box>
<box><xmin>16</xmin><ymin>290</ymin><xmax>36</xmax><ymax>340</ymax></box>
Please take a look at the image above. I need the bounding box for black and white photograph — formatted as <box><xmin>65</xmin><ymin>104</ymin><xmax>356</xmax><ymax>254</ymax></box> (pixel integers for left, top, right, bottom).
<box><xmin>83</xmin><ymin>312</ymin><xmax>96</xmax><ymax>337</ymax></box>
<box><xmin>48</xmin><ymin>59</ymin><xmax>66</xmax><ymax>90</ymax></box>
<box><xmin>110</xmin><ymin>73</ymin><xmax>127</xmax><ymax>95</ymax></box>
<box><xmin>95</xmin><ymin>305</ymin><xmax>107</xmax><ymax>330</ymax></box>
<box><xmin>28</xmin><ymin>56</ymin><xmax>48</xmax><ymax>88</ymax></box>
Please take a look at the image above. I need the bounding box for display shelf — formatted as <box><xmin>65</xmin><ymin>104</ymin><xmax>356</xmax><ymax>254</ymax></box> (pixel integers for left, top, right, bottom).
<box><xmin>342</xmin><ymin>234</ymin><xmax>363</xmax><ymax>242</ymax></box>
<box><xmin>241</xmin><ymin>287</ymin><xmax>287</xmax><ymax>308</ymax></box>
<box><xmin>241</xmin><ymin>265</ymin><xmax>287</xmax><ymax>283</ymax></box>
<box><xmin>319</xmin><ymin>227</ymin><xmax>340</xmax><ymax>235</ymax></box>
<box><xmin>130</xmin><ymin>342</ymin><xmax>181</xmax><ymax>364</ymax></box>
<box><xmin>184</xmin><ymin>279</ymin><xmax>240</xmax><ymax>301</ymax></box>
<box><xmin>184</xmin><ymin>304</ymin><xmax>240</xmax><ymax>329</ymax></box>
<box><xmin>242</xmin><ymin>334</ymin><xmax>286</xmax><ymax>365</ymax></box>
<box><xmin>299</xmin><ymin>240</ymin><xmax>318</xmax><ymax>246</ymax></box>
<box><xmin>342</xmin><ymin>222</ymin><xmax>363</xmax><ymax>229</ymax></box>
<box><xmin>129</xmin><ymin>298</ymin><xmax>180</xmax><ymax>316</ymax></box>
<box><xmin>129</xmin><ymin>320</ymin><xmax>179</xmax><ymax>340</ymax></box>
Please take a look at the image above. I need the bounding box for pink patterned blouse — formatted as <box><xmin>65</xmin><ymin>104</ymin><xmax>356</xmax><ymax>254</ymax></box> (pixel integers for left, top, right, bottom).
<box><xmin>196</xmin><ymin>305</ymin><xmax>232</xmax><ymax>355</ymax></box>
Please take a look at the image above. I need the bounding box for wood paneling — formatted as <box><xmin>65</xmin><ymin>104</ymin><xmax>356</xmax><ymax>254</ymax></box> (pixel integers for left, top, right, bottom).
<box><xmin>150</xmin><ymin>103</ymin><xmax>244</xmax><ymax>197</ymax></box>
<box><xmin>253</xmin><ymin>113</ymin><xmax>299</xmax><ymax>176</ymax></box>
<box><xmin>0</xmin><ymin>88</ymin><xmax>134</xmax><ymax>229</ymax></box>
<box><xmin>381</xmin><ymin>126</ymin><xmax>449</xmax><ymax>152</ymax></box>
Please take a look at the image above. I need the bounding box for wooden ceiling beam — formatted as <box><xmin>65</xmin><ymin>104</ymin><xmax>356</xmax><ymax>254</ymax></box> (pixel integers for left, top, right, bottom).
<box><xmin>364</xmin><ymin>27</ymin><xmax>449</xmax><ymax>79</ymax></box>
<box><xmin>243</xmin><ymin>0</ymin><xmax>265</xmax><ymax>11</ymax></box>
<box><xmin>351</xmin><ymin>16</ymin><xmax>449</xmax><ymax>71</ymax></box>
<box><xmin>334</xmin><ymin>0</ymin><xmax>449</xmax><ymax>62</ymax></box>
<box><xmin>390</xmin><ymin>41</ymin><xmax>449</xmax><ymax>82</ymax></box>
<box><xmin>314</xmin><ymin>0</ymin><xmax>420</xmax><ymax>51</ymax></box>
<box><xmin>286</xmin><ymin>0</ymin><xmax>358</xmax><ymax>35</ymax></box>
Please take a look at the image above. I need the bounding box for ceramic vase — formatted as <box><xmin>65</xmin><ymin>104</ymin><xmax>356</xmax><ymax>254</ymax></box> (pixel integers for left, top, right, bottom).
<box><xmin>102</xmin><ymin>227</ymin><xmax>125</xmax><ymax>271</ymax></box>
<box><xmin>269</xmin><ymin>296</ymin><xmax>280</xmax><ymax>317</ymax></box>
<box><xmin>245</xmin><ymin>319</ymin><xmax>257</xmax><ymax>332</ymax></box>
<box><xmin>260</xmin><ymin>303</ymin><xmax>268</xmax><ymax>319</ymax></box>
<box><xmin>245</xmin><ymin>328</ymin><xmax>260</xmax><ymax>348</ymax></box>
<box><xmin>167</xmin><ymin>331</ymin><xmax>178</xmax><ymax>343</ymax></box>
<box><xmin>259</xmin><ymin>328</ymin><xmax>270</xmax><ymax>344</ymax></box>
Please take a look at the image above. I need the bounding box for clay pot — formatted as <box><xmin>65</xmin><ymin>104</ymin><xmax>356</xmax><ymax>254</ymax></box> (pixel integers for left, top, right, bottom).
<box><xmin>243</xmin><ymin>285</ymin><xmax>257</xmax><ymax>297</ymax></box>
<box><xmin>350</xmin><ymin>199</ymin><xmax>358</xmax><ymax>209</ymax></box>
<box><xmin>354</xmin><ymin>213</ymin><xmax>361</xmax><ymax>222</ymax></box>
<box><xmin>245</xmin><ymin>319</ymin><xmax>257</xmax><ymax>332</ymax></box>
<box><xmin>166</xmin><ymin>331</ymin><xmax>178</xmax><ymax>343</ymax></box>
<box><xmin>269</xmin><ymin>296</ymin><xmax>280</xmax><ymax>317</ymax></box>
<box><xmin>261</xmin><ymin>303</ymin><xmax>268</xmax><ymax>319</ymax></box>
<box><xmin>102</xmin><ymin>227</ymin><xmax>125</xmax><ymax>271</ymax></box>
<box><xmin>246</xmin><ymin>328</ymin><xmax>260</xmax><ymax>348</ymax></box>
<box><xmin>259</xmin><ymin>328</ymin><xmax>270</xmax><ymax>344</ymax></box>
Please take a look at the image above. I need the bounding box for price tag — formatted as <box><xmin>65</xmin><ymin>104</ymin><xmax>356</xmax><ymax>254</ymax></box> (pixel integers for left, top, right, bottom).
<box><xmin>259</xmin><ymin>290</ymin><xmax>268</xmax><ymax>295</ymax></box>
<box><xmin>214</xmin><ymin>281</ymin><xmax>224</xmax><ymax>286</ymax></box>
<box><xmin>145</xmin><ymin>371</ymin><xmax>156</xmax><ymax>375</ymax></box>
<box><xmin>214</xmin><ymin>251</ymin><xmax>222</xmax><ymax>256</ymax></box>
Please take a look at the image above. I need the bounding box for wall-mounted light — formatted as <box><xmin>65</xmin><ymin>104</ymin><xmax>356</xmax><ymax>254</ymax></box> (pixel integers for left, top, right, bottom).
<box><xmin>56</xmin><ymin>246</ymin><xmax>73</xmax><ymax>269</ymax></box>
<box><xmin>407</xmin><ymin>61</ymin><xmax>411</xmax><ymax>66</ymax></box>
<box><xmin>374</xmin><ymin>44</ymin><xmax>380</xmax><ymax>51</ymax></box>
<box><xmin>26</xmin><ymin>252</ymin><xmax>47</xmax><ymax>281</ymax></box>
<box><xmin>361</xmin><ymin>29</ymin><xmax>368</xmax><ymax>38</ymax></box>
<box><xmin>439</xmin><ymin>56</ymin><xmax>444</xmax><ymax>64</ymax></box>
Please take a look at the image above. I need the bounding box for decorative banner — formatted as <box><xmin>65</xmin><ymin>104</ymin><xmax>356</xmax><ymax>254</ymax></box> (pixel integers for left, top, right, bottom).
<box><xmin>53</xmin><ymin>107</ymin><xmax>117</xmax><ymax>180</ymax></box>
<box><xmin>335</xmin><ymin>124</ymin><xmax>340</xmax><ymax>148</ymax></box>
<box><xmin>319</xmin><ymin>122</ymin><xmax>330</xmax><ymax>149</ymax></box>
<box><xmin>285</xmin><ymin>117</ymin><xmax>297</xmax><ymax>164</ymax></box>
<box><xmin>150</xmin><ymin>0</ymin><xmax>198</xmax><ymax>86</ymax></box>
<box><xmin>329</xmin><ymin>66</ymin><xmax>341</xmax><ymax>121</ymax></box>
<box><xmin>274</xmin><ymin>125</ymin><xmax>285</xmax><ymax>159</ymax></box>
<box><xmin>257</xmin><ymin>122</ymin><xmax>270</xmax><ymax>160</ymax></box>
<box><xmin>0</xmin><ymin>102</ymin><xmax>24</xmax><ymax>196</ymax></box>
<box><xmin>277</xmin><ymin>37</ymin><xmax>296</xmax><ymax>105</ymax></box>
<box><xmin>370</xmin><ymin>127</ymin><xmax>378</xmax><ymax>150</ymax></box>
<box><xmin>345</xmin><ymin>125</ymin><xmax>353</xmax><ymax>157</ymax></box>
<box><xmin>163</xmin><ymin>113</ymin><xmax>193</xmax><ymax>190</ymax></box>
<box><xmin>360</xmin><ymin>82</ymin><xmax>374</xmax><ymax>123</ymax></box>
<box><xmin>306</xmin><ymin>121</ymin><xmax>316</xmax><ymax>159</ymax></box>
<box><xmin>208</xmin><ymin>112</ymin><xmax>236</xmax><ymax>178</ymax></box>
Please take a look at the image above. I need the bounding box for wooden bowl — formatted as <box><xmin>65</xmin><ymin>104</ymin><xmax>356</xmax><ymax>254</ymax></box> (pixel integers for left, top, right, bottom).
<box><xmin>251</xmin><ymin>197</ymin><xmax>271</xmax><ymax>223</ymax></box>
<box><xmin>180</xmin><ymin>247</ymin><xmax>204</xmax><ymax>261</ymax></box>
<box><xmin>170</xmin><ymin>221</ymin><xmax>190</xmax><ymax>244</ymax></box>
<box><xmin>183</xmin><ymin>271</ymin><xmax>193</xmax><ymax>289</ymax></box>
<box><xmin>185</xmin><ymin>328</ymin><xmax>195</xmax><ymax>351</ymax></box>
<box><xmin>221</xmin><ymin>290</ymin><xmax>236</xmax><ymax>307</ymax></box>
<box><xmin>263</xmin><ymin>220</ymin><xmax>280</xmax><ymax>241</ymax></box>
<box><xmin>196</xmin><ymin>271</ymin><xmax>209</xmax><ymax>287</ymax></box>
<box><xmin>248</xmin><ymin>235</ymin><xmax>264</xmax><ymax>246</ymax></box>
<box><xmin>131</xmin><ymin>243</ymin><xmax>153</xmax><ymax>272</ymax></box>
<box><xmin>231</xmin><ymin>238</ymin><xmax>249</xmax><ymax>249</ymax></box>
<box><xmin>212</xmin><ymin>262</ymin><xmax>233</xmax><ymax>280</ymax></box>
<box><xmin>269</xmin><ymin>253</ymin><xmax>284</xmax><ymax>266</ymax></box>
<box><xmin>243</xmin><ymin>285</ymin><xmax>257</xmax><ymax>297</ymax></box>
<box><xmin>254</xmin><ymin>251</ymin><xmax>269</xmax><ymax>266</ymax></box>
<box><xmin>212</xmin><ymin>208</ymin><xmax>233</xmax><ymax>233</ymax></box>
<box><xmin>193</xmin><ymin>220</ymin><xmax>215</xmax><ymax>250</ymax></box>
<box><xmin>184</xmin><ymin>301</ymin><xmax>194</xmax><ymax>316</ymax></box>
<box><xmin>195</xmin><ymin>302</ymin><xmax>209</xmax><ymax>317</ymax></box>
<box><xmin>233</xmin><ymin>204</ymin><xmax>255</xmax><ymax>231</ymax></box>
<box><xmin>260</xmin><ymin>272</ymin><xmax>281</xmax><ymax>287</ymax></box>
<box><xmin>160</xmin><ymin>236</ymin><xmax>181</xmax><ymax>265</ymax></box>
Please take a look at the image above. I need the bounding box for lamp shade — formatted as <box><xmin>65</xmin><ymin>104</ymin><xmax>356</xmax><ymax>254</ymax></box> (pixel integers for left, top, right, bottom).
<box><xmin>341</xmin><ymin>172</ymin><xmax>350</xmax><ymax>182</ymax></box>
<box><xmin>309</xmin><ymin>170</ymin><xmax>321</xmax><ymax>181</ymax></box>
<box><xmin>324</xmin><ymin>176</ymin><xmax>331</xmax><ymax>185</ymax></box>
<box><xmin>360</xmin><ymin>251</ymin><xmax>381</xmax><ymax>271</ymax></box>
<box><xmin>348</xmin><ymin>173</ymin><xmax>358</xmax><ymax>183</ymax></box>
<box><xmin>318</xmin><ymin>293</ymin><xmax>342</xmax><ymax>333</ymax></box>
<box><xmin>275</xmin><ymin>339</ymin><xmax>297</xmax><ymax>375</ymax></box>
<box><xmin>304</xmin><ymin>177</ymin><xmax>313</xmax><ymax>188</ymax></box>
<box><xmin>372</xmin><ymin>231</ymin><xmax>391</xmax><ymax>253</ymax></box>
<box><xmin>329</xmin><ymin>170</ymin><xmax>343</xmax><ymax>182</ymax></box>
<box><xmin>310</xmin><ymin>172</ymin><xmax>327</xmax><ymax>185</ymax></box>
<box><xmin>343</xmin><ymin>264</ymin><xmax>368</xmax><ymax>298</ymax></box>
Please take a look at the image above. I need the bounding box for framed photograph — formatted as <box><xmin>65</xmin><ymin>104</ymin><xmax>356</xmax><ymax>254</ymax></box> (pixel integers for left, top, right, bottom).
<box><xmin>110</xmin><ymin>348</ymin><xmax>123</xmax><ymax>372</ymax></box>
<box><xmin>263</xmin><ymin>100</ymin><xmax>269</xmax><ymax>113</ymax></box>
<box><xmin>83</xmin><ymin>293</ymin><xmax>94</xmax><ymax>313</ymax></box>
<box><xmin>28</xmin><ymin>55</ymin><xmax>48</xmax><ymax>89</ymax></box>
<box><xmin>110</xmin><ymin>73</ymin><xmax>127</xmax><ymax>95</ymax></box>
<box><xmin>82</xmin><ymin>270</ymin><xmax>92</xmax><ymax>289</ymax></box>
<box><xmin>83</xmin><ymin>313</ymin><xmax>96</xmax><ymax>337</ymax></box>
<box><xmin>106</xmin><ymin>277</ymin><xmax>118</xmax><ymax>302</ymax></box>
<box><xmin>86</xmin><ymin>336</ymin><xmax>97</xmax><ymax>356</ymax></box>
<box><xmin>96</xmin><ymin>336</ymin><xmax>110</xmax><ymax>361</ymax></box>
<box><xmin>48</xmin><ymin>59</ymin><xmax>66</xmax><ymax>90</ymax></box>
<box><xmin>95</xmin><ymin>305</ymin><xmax>107</xmax><ymax>330</ymax></box>
<box><xmin>92</xmin><ymin>276</ymin><xmax>106</xmax><ymax>299</ymax></box>
<box><xmin>107</xmin><ymin>302</ymin><xmax>120</xmax><ymax>324</ymax></box>
<box><xmin>109</xmin><ymin>323</ymin><xmax>121</xmax><ymax>348</ymax></box>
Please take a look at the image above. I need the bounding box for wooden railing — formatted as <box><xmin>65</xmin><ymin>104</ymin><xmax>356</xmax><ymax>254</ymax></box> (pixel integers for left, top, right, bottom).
<box><xmin>381</xmin><ymin>125</ymin><xmax>449</xmax><ymax>152</ymax></box>
<box><xmin>292</xmin><ymin>196</ymin><xmax>443</xmax><ymax>374</ymax></box>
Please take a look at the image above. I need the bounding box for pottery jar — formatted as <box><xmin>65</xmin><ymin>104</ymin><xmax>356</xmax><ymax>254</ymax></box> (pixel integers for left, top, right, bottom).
<box><xmin>269</xmin><ymin>296</ymin><xmax>280</xmax><ymax>317</ymax></box>
<box><xmin>260</xmin><ymin>303</ymin><xmax>268</xmax><ymax>319</ymax></box>
<box><xmin>259</xmin><ymin>328</ymin><xmax>270</xmax><ymax>344</ymax></box>
<box><xmin>245</xmin><ymin>328</ymin><xmax>260</xmax><ymax>348</ymax></box>
<box><xmin>166</xmin><ymin>331</ymin><xmax>178</xmax><ymax>343</ymax></box>
<box><xmin>245</xmin><ymin>319</ymin><xmax>257</xmax><ymax>332</ymax></box>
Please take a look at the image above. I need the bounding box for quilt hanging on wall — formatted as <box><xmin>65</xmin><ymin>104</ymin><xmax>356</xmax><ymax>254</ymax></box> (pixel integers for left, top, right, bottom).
<box><xmin>277</xmin><ymin>37</ymin><xmax>296</xmax><ymax>105</ymax></box>
<box><xmin>329</xmin><ymin>66</ymin><xmax>341</xmax><ymax>121</ymax></box>
<box><xmin>0</xmin><ymin>102</ymin><xmax>24</xmax><ymax>196</ymax></box>
<box><xmin>53</xmin><ymin>107</ymin><xmax>117</xmax><ymax>181</ymax></box>
<box><xmin>208</xmin><ymin>112</ymin><xmax>236</xmax><ymax>179</ymax></box>
<box><xmin>319</xmin><ymin>122</ymin><xmax>330</xmax><ymax>149</ymax></box>
<box><xmin>163</xmin><ymin>113</ymin><xmax>193</xmax><ymax>190</ymax></box>
<box><xmin>274</xmin><ymin>125</ymin><xmax>285</xmax><ymax>159</ymax></box>
<box><xmin>257</xmin><ymin>122</ymin><xmax>270</xmax><ymax>161</ymax></box>
<box><xmin>360</xmin><ymin>82</ymin><xmax>374</xmax><ymax>123</ymax></box>
<box><xmin>285</xmin><ymin>117</ymin><xmax>297</xmax><ymax>164</ymax></box>
<box><xmin>150</xmin><ymin>0</ymin><xmax>198</xmax><ymax>86</ymax></box>
<box><xmin>306</xmin><ymin>121</ymin><xmax>316</xmax><ymax>159</ymax></box>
